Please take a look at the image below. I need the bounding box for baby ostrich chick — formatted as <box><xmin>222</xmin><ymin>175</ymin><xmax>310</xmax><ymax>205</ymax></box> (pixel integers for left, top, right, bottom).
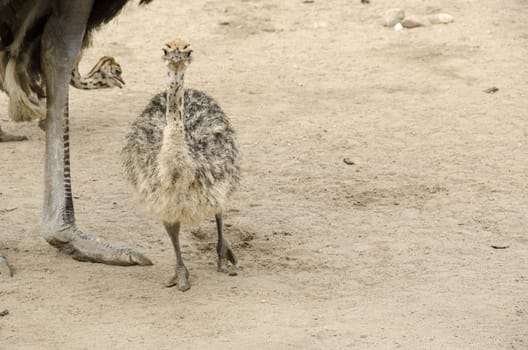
<box><xmin>70</xmin><ymin>56</ymin><xmax>125</xmax><ymax>90</ymax></box>
<box><xmin>122</xmin><ymin>39</ymin><xmax>240</xmax><ymax>291</ymax></box>
<box><xmin>0</xmin><ymin>55</ymin><xmax>125</xmax><ymax>142</ymax></box>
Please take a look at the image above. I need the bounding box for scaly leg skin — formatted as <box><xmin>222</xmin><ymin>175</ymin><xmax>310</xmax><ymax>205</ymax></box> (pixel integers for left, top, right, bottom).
<box><xmin>0</xmin><ymin>254</ymin><xmax>13</xmax><ymax>277</ymax></box>
<box><xmin>163</xmin><ymin>221</ymin><xmax>190</xmax><ymax>291</ymax></box>
<box><xmin>215</xmin><ymin>213</ymin><xmax>237</xmax><ymax>276</ymax></box>
<box><xmin>0</xmin><ymin>125</ymin><xmax>27</xmax><ymax>142</ymax></box>
<box><xmin>44</xmin><ymin>225</ymin><xmax>152</xmax><ymax>266</ymax></box>
<box><xmin>39</xmin><ymin>0</ymin><xmax>151</xmax><ymax>266</ymax></box>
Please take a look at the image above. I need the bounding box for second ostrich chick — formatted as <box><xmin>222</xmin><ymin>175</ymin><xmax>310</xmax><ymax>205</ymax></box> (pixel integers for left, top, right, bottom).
<box><xmin>122</xmin><ymin>39</ymin><xmax>240</xmax><ymax>291</ymax></box>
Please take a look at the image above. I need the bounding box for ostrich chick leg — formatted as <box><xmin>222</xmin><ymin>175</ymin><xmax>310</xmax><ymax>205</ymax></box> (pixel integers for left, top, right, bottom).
<box><xmin>0</xmin><ymin>125</ymin><xmax>27</xmax><ymax>142</ymax></box>
<box><xmin>215</xmin><ymin>213</ymin><xmax>237</xmax><ymax>274</ymax></box>
<box><xmin>39</xmin><ymin>0</ymin><xmax>150</xmax><ymax>266</ymax></box>
<box><xmin>163</xmin><ymin>221</ymin><xmax>190</xmax><ymax>291</ymax></box>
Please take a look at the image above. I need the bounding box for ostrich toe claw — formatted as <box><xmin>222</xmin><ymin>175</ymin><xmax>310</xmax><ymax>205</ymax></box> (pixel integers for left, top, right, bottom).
<box><xmin>0</xmin><ymin>130</ymin><xmax>28</xmax><ymax>142</ymax></box>
<box><xmin>0</xmin><ymin>255</ymin><xmax>13</xmax><ymax>277</ymax></box>
<box><xmin>45</xmin><ymin>225</ymin><xmax>152</xmax><ymax>266</ymax></box>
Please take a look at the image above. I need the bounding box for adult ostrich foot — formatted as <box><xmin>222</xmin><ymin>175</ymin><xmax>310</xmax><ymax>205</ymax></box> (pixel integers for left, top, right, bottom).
<box><xmin>215</xmin><ymin>214</ymin><xmax>237</xmax><ymax>276</ymax></box>
<box><xmin>0</xmin><ymin>129</ymin><xmax>28</xmax><ymax>142</ymax></box>
<box><xmin>44</xmin><ymin>225</ymin><xmax>152</xmax><ymax>266</ymax></box>
<box><xmin>0</xmin><ymin>254</ymin><xmax>13</xmax><ymax>277</ymax></box>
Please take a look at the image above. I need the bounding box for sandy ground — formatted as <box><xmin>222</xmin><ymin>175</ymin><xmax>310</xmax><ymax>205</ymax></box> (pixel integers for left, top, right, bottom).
<box><xmin>1</xmin><ymin>0</ymin><xmax>527</xmax><ymax>348</ymax></box>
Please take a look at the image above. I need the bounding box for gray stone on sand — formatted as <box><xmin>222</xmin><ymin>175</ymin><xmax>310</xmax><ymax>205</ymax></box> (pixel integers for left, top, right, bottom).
<box><xmin>383</xmin><ymin>8</ymin><xmax>405</xmax><ymax>27</ymax></box>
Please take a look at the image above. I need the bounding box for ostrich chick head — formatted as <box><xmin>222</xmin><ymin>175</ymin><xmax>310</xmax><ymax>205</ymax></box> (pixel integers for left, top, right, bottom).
<box><xmin>162</xmin><ymin>39</ymin><xmax>193</xmax><ymax>70</ymax></box>
<box><xmin>97</xmin><ymin>56</ymin><xmax>125</xmax><ymax>88</ymax></box>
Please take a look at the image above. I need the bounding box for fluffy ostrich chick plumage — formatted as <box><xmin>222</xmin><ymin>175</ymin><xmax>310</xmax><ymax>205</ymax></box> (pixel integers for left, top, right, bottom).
<box><xmin>122</xmin><ymin>40</ymin><xmax>240</xmax><ymax>225</ymax></box>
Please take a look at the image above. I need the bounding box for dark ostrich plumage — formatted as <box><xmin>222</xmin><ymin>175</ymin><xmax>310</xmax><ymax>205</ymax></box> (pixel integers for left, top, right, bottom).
<box><xmin>0</xmin><ymin>0</ymin><xmax>152</xmax><ymax>50</ymax></box>
<box><xmin>0</xmin><ymin>0</ymin><xmax>153</xmax><ymax>120</ymax></box>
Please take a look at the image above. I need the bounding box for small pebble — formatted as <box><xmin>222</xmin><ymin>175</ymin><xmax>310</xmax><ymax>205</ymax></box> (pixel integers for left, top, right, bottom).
<box><xmin>491</xmin><ymin>244</ymin><xmax>509</xmax><ymax>249</ymax></box>
<box><xmin>484</xmin><ymin>86</ymin><xmax>499</xmax><ymax>94</ymax></box>
<box><xmin>401</xmin><ymin>15</ymin><xmax>426</xmax><ymax>28</ymax></box>
<box><xmin>383</xmin><ymin>9</ymin><xmax>405</xmax><ymax>27</ymax></box>
<box><xmin>343</xmin><ymin>158</ymin><xmax>355</xmax><ymax>165</ymax></box>
<box><xmin>428</xmin><ymin>13</ymin><xmax>454</xmax><ymax>25</ymax></box>
<box><xmin>0</xmin><ymin>309</ymin><xmax>9</xmax><ymax>317</ymax></box>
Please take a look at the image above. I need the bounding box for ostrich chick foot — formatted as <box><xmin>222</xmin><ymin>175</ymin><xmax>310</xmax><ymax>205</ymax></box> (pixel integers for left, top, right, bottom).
<box><xmin>0</xmin><ymin>255</ymin><xmax>13</xmax><ymax>277</ymax></box>
<box><xmin>0</xmin><ymin>130</ymin><xmax>28</xmax><ymax>142</ymax></box>
<box><xmin>165</xmin><ymin>266</ymin><xmax>190</xmax><ymax>292</ymax></box>
<box><xmin>217</xmin><ymin>238</ymin><xmax>237</xmax><ymax>276</ymax></box>
<box><xmin>44</xmin><ymin>225</ymin><xmax>152</xmax><ymax>266</ymax></box>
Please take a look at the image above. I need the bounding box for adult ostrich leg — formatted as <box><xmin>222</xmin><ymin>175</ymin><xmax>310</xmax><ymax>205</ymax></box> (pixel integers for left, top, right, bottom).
<box><xmin>0</xmin><ymin>0</ymin><xmax>151</xmax><ymax>276</ymax></box>
<box><xmin>41</xmin><ymin>1</ymin><xmax>151</xmax><ymax>265</ymax></box>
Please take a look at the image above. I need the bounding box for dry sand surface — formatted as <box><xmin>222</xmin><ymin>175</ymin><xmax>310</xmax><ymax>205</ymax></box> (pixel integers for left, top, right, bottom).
<box><xmin>1</xmin><ymin>0</ymin><xmax>528</xmax><ymax>348</ymax></box>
